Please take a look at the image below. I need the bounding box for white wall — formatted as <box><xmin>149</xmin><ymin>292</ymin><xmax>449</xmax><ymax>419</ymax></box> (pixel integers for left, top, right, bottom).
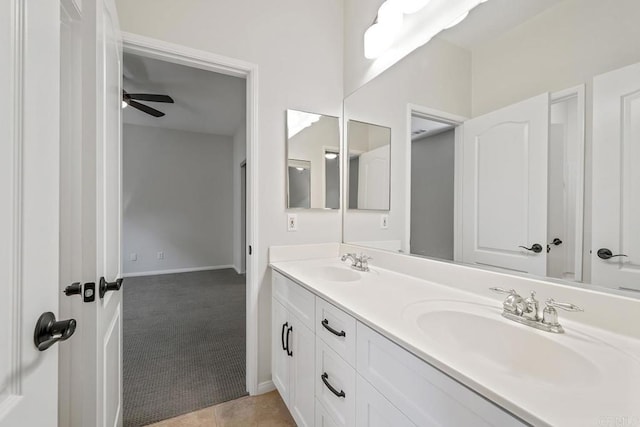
<box><xmin>410</xmin><ymin>129</ymin><xmax>455</xmax><ymax>260</ymax></box>
<box><xmin>122</xmin><ymin>124</ymin><xmax>234</xmax><ymax>275</ymax></box>
<box><xmin>115</xmin><ymin>0</ymin><xmax>344</xmax><ymax>386</ymax></box>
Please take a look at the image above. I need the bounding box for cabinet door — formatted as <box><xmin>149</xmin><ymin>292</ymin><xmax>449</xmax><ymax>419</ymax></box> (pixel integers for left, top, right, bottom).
<box><xmin>356</xmin><ymin>375</ymin><xmax>415</xmax><ymax>427</ymax></box>
<box><xmin>289</xmin><ymin>317</ymin><xmax>316</xmax><ymax>427</ymax></box>
<box><xmin>272</xmin><ymin>298</ymin><xmax>290</xmax><ymax>402</ymax></box>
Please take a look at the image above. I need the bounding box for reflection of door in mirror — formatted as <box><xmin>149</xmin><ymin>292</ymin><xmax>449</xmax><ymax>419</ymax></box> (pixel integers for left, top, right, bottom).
<box><xmin>347</xmin><ymin>120</ymin><xmax>391</xmax><ymax>210</ymax></box>
<box><xmin>592</xmin><ymin>63</ymin><xmax>640</xmax><ymax>292</ymax></box>
<box><xmin>460</xmin><ymin>91</ymin><xmax>584</xmax><ymax>280</ymax></box>
<box><xmin>410</xmin><ymin>116</ymin><xmax>457</xmax><ymax>261</ymax></box>
<box><xmin>288</xmin><ymin>160</ymin><xmax>311</xmax><ymax>209</ymax></box>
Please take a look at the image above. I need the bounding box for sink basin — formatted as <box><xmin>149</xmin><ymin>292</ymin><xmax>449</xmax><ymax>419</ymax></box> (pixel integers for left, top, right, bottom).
<box><xmin>310</xmin><ymin>266</ymin><xmax>361</xmax><ymax>282</ymax></box>
<box><xmin>403</xmin><ymin>300</ymin><xmax>601</xmax><ymax>387</ymax></box>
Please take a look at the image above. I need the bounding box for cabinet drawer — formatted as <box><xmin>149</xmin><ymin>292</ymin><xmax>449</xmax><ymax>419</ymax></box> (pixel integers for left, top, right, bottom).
<box><xmin>272</xmin><ymin>271</ymin><xmax>315</xmax><ymax>330</ymax></box>
<box><xmin>316</xmin><ymin>337</ymin><xmax>356</xmax><ymax>427</ymax></box>
<box><xmin>356</xmin><ymin>323</ymin><xmax>526</xmax><ymax>427</ymax></box>
<box><xmin>316</xmin><ymin>399</ymin><xmax>340</xmax><ymax>427</ymax></box>
<box><xmin>316</xmin><ymin>298</ymin><xmax>357</xmax><ymax>366</ymax></box>
<box><xmin>356</xmin><ymin>374</ymin><xmax>415</xmax><ymax>427</ymax></box>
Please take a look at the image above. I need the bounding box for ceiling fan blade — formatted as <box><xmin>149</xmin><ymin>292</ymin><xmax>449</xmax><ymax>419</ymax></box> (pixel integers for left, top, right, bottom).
<box><xmin>128</xmin><ymin>93</ymin><xmax>174</xmax><ymax>103</ymax></box>
<box><xmin>128</xmin><ymin>100</ymin><xmax>165</xmax><ymax>117</ymax></box>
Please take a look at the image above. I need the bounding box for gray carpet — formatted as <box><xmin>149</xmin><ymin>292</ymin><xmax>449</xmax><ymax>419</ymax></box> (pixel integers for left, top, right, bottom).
<box><xmin>123</xmin><ymin>269</ymin><xmax>247</xmax><ymax>426</ymax></box>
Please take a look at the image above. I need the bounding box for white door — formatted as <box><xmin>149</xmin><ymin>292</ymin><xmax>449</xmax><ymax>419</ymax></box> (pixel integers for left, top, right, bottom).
<box><xmin>358</xmin><ymin>145</ymin><xmax>390</xmax><ymax>210</ymax></box>
<box><xmin>461</xmin><ymin>93</ymin><xmax>549</xmax><ymax>275</ymax></box>
<box><xmin>80</xmin><ymin>0</ymin><xmax>124</xmax><ymax>425</ymax></box>
<box><xmin>592</xmin><ymin>62</ymin><xmax>640</xmax><ymax>292</ymax></box>
<box><xmin>0</xmin><ymin>1</ymin><xmax>63</xmax><ymax>426</ymax></box>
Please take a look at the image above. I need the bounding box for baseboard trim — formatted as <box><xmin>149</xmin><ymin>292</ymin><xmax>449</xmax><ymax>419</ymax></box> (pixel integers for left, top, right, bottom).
<box><xmin>122</xmin><ymin>265</ymin><xmax>235</xmax><ymax>278</ymax></box>
<box><xmin>255</xmin><ymin>380</ymin><xmax>275</xmax><ymax>395</ymax></box>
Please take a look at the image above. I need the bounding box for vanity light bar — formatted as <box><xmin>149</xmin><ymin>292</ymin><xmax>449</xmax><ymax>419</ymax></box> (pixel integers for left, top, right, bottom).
<box><xmin>364</xmin><ymin>0</ymin><xmax>489</xmax><ymax>59</ymax></box>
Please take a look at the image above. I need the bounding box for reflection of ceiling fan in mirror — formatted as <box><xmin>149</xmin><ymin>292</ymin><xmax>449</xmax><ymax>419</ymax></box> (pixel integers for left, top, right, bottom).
<box><xmin>122</xmin><ymin>90</ymin><xmax>174</xmax><ymax>117</ymax></box>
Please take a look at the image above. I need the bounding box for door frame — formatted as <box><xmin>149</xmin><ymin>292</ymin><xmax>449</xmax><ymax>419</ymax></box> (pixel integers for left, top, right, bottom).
<box><xmin>405</xmin><ymin>104</ymin><xmax>467</xmax><ymax>260</ymax></box>
<box><xmin>120</xmin><ymin>32</ymin><xmax>261</xmax><ymax>395</ymax></box>
<box><xmin>549</xmin><ymin>85</ymin><xmax>586</xmax><ymax>282</ymax></box>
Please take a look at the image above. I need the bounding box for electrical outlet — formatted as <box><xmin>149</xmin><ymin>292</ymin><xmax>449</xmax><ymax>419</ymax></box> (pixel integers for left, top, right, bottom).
<box><xmin>287</xmin><ymin>214</ymin><xmax>298</xmax><ymax>232</ymax></box>
<box><xmin>157</xmin><ymin>251</ymin><xmax>164</xmax><ymax>260</ymax></box>
<box><xmin>380</xmin><ymin>214</ymin><xmax>389</xmax><ymax>229</ymax></box>
<box><xmin>130</xmin><ymin>253</ymin><xmax>137</xmax><ymax>262</ymax></box>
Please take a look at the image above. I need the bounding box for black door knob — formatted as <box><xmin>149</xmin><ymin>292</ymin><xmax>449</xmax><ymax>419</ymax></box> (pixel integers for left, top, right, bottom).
<box><xmin>34</xmin><ymin>312</ymin><xmax>76</xmax><ymax>351</ymax></box>
<box><xmin>519</xmin><ymin>244</ymin><xmax>543</xmax><ymax>254</ymax></box>
<box><xmin>63</xmin><ymin>282</ymin><xmax>82</xmax><ymax>297</ymax></box>
<box><xmin>597</xmin><ymin>248</ymin><xmax>628</xmax><ymax>260</ymax></box>
<box><xmin>99</xmin><ymin>277</ymin><xmax>123</xmax><ymax>299</ymax></box>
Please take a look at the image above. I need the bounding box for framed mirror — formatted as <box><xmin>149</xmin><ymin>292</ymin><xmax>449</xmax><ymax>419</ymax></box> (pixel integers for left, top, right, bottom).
<box><xmin>343</xmin><ymin>0</ymin><xmax>640</xmax><ymax>295</ymax></box>
<box><xmin>347</xmin><ymin>120</ymin><xmax>391</xmax><ymax>211</ymax></box>
<box><xmin>286</xmin><ymin>109</ymin><xmax>341</xmax><ymax>209</ymax></box>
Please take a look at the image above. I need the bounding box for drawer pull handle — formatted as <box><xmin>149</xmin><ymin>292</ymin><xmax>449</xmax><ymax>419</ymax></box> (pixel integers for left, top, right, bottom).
<box><xmin>281</xmin><ymin>322</ymin><xmax>288</xmax><ymax>352</ymax></box>
<box><xmin>321</xmin><ymin>372</ymin><xmax>346</xmax><ymax>398</ymax></box>
<box><xmin>286</xmin><ymin>325</ymin><xmax>293</xmax><ymax>357</ymax></box>
<box><xmin>322</xmin><ymin>319</ymin><xmax>346</xmax><ymax>337</ymax></box>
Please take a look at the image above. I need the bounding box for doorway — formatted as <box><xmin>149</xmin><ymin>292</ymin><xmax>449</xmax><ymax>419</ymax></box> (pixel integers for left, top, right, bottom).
<box><xmin>119</xmin><ymin>39</ymin><xmax>256</xmax><ymax>426</ymax></box>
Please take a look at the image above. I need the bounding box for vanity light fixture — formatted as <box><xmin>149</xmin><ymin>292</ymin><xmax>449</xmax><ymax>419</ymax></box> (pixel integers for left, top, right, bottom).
<box><xmin>444</xmin><ymin>10</ymin><xmax>470</xmax><ymax>29</ymax></box>
<box><xmin>364</xmin><ymin>0</ymin><xmax>490</xmax><ymax>59</ymax></box>
<box><xmin>324</xmin><ymin>152</ymin><xmax>338</xmax><ymax>160</ymax></box>
<box><xmin>396</xmin><ymin>0</ymin><xmax>432</xmax><ymax>14</ymax></box>
<box><xmin>364</xmin><ymin>0</ymin><xmax>403</xmax><ymax>59</ymax></box>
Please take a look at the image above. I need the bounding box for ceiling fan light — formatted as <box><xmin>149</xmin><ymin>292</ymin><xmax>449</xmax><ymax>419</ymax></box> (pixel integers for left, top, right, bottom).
<box><xmin>396</xmin><ymin>0</ymin><xmax>431</xmax><ymax>14</ymax></box>
<box><xmin>444</xmin><ymin>10</ymin><xmax>470</xmax><ymax>29</ymax></box>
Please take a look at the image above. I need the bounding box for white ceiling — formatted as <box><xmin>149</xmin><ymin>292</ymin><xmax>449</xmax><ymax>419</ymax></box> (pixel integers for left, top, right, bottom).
<box><xmin>123</xmin><ymin>52</ymin><xmax>246</xmax><ymax>136</ymax></box>
<box><xmin>438</xmin><ymin>0</ymin><xmax>565</xmax><ymax>50</ymax></box>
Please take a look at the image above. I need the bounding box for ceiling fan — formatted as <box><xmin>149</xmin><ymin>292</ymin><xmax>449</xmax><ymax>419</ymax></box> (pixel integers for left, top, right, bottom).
<box><xmin>122</xmin><ymin>90</ymin><xmax>174</xmax><ymax>117</ymax></box>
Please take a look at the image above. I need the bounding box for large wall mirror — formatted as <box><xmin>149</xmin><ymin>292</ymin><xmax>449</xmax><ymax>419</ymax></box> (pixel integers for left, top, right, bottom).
<box><xmin>286</xmin><ymin>109</ymin><xmax>341</xmax><ymax>209</ymax></box>
<box><xmin>343</xmin><ymin>0</ymin><xmax>640</xmax><ymax>295</ymax></box>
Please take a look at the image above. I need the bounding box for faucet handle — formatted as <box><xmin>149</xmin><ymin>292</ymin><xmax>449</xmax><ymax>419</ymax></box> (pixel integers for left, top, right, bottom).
<box><xmin>545</xmin><ymin>299</ymin><xmax>583</xmax><ymax>312</ymax></box>
<box><xmin>489</xmin><ymin>287</ymin><xmax>519</xmax><ymax>296</ymax></box>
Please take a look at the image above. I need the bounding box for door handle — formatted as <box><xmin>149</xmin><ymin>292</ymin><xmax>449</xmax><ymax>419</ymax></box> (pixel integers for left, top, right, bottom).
<box><xmin>99</xmin><ymin>277</ymin><xmax>123</xmax><ymax>299</ymax></box>
<box><xmin>519</xmin><ymin>244</ymin><xmax>543</xmax><ymax>254</ymax></box>
<box><xmin>63</xmin><ymin>282</ymin><xmax>82</xmax><ymax>297</ymax></box>
<box><xmin>281</xmin><ymin>322</ymin><xmax>288</xmax><ymax>351</ymax></box>
<box><xmin>321</xmin><ymin>372</ymin><xmax>346</xmax><ymax>398</ymax></box>
<box><xmin>285</xmin><ymin>325</ymin><xmax>293</xmax><ymax>357</ymax></box>
<box><xmin>34</xmin><ymin>312</ymin><xmax>76</xmax><ymax>351</ymax></box>
<box><xmin>321</xmin><ymin>319</ymin><xmax>346</xmax><ymax>337</ymax></box>
<box><xmin>597</xmin><ymin>248</ymin><xmax>628</xmax><ymax>260</ymax></box>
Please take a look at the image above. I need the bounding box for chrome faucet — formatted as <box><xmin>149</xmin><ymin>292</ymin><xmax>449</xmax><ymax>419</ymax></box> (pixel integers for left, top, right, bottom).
<box><xmin>341</xmin><ymin>253</ymin><xmax>372</xmax><ymax>272</ymax></box>
<box><xmin>490</xmin><ymin>288</ymin><xmax>583</xmax><ymax>334</ymax></box>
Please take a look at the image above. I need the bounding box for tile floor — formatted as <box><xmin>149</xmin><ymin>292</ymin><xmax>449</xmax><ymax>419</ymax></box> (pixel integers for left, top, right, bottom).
<box><xmin>148</xmin><ymin>391</ymin><xmax>296</xmax><ymax>427</ymax></box>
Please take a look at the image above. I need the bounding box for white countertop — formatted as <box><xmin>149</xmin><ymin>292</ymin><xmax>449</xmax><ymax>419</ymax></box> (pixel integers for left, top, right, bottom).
<box><xmin>270</xmin><ymin>257</ymin><xmax>640</xmax><ymax>427</ymax></box>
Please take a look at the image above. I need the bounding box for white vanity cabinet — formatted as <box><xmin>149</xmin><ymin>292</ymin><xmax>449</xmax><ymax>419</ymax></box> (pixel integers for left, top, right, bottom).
<box><xmin>271</xmin><ymin>270</ymin><xmax>527</xmax><ymax>427</ymax></box>
<box><xmin>272</xmin><ymin>273</ymin><xmax>316</xmax><ymax>427</ymax></box>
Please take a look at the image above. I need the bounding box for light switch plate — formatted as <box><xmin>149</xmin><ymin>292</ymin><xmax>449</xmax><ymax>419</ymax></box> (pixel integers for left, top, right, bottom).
<box><xmin>130</xmin><ymin>253</ymin><xmax>137</xmax><ymax>261</ymax></box>
<box><xmin>157</xmin><ymin>251</ymin><xmax>164</xmax><ymax>260</ymax></box>
<box><xmin>287</xmin><ymin>214</ymin><xmax>298</xmax><ymax>232</ymax></box>
<box><xmin>380</xmin><ymin>214</ymin><xmax>389</xmax><ymax>229</ymax></box>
